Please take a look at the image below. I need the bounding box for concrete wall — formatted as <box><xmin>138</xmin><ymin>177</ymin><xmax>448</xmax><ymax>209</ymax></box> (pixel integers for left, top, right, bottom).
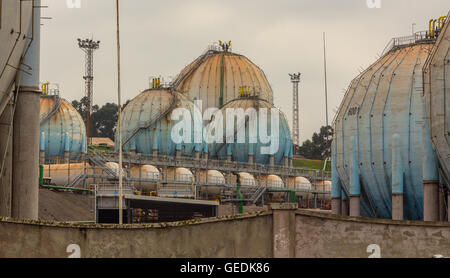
<box><xmin>0</xmin><ymin>206</ymin><xmax>449</xmax><ymax>258</ymax></box>
<box><xmin>0</xmin><ymin>212</ymin><xmax>272</xmax><ymax>258</ymax></box>
<box><xmin>295</xmin><ymin>211</ymin><xmax>450</xmax><ymax>258</ymax></box>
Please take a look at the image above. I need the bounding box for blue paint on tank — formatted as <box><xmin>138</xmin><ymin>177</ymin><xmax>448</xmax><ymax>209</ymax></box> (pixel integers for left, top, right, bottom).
<box><xmin>118</xmin><ymin>88</ymin><xmax>206</xmax><ymax>157</ymax></box>
<box><xmin>39</xmin><ymin>96</ymin><xmax>87</xmax><ymax>158</ymax></box>
<box><xmin>211</xmin><ymin>98</ymin><xmax>292</xmax><ymax>166</ymax></box>
<box><xmin>332</xmin><ymin>42</ymin><xmax>439</xmax><ymax>220</ymax></box>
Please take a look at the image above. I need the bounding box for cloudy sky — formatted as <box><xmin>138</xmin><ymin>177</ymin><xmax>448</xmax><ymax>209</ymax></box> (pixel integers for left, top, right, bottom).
<box><xmin>40</xmin><ymin>0</ymin><xmax>449</xmax><ymax>143</ymax></box>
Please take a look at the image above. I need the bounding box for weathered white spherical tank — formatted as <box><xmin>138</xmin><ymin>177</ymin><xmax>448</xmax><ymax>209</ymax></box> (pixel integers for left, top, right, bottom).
<box><xmin>129</xmin><ymin>165</ymin><xmax>160</xmax><ymax>191</ymax></box>
<box><xmin>40</xmin><ymin>95</ymin><xmax>87</xmax><ymax>159</ymax></box>
<box><xmin>173</xmin><ymin>48</ymin><xmax>274</xmax><ymax>110</ymax></box>
<box><xmin>175</xmin><ymin>167</ymin><xmax>194</xmax><ymax>183</ymax></box>
<box><xmin>294</xmin><ymin>177</ymin><xmax>312</xmax><ymax>199</ymax></box>
<box><xmin>332</xmin><ymin>40</ymin><xmax>435</xmax><ymax>220</ymax></box>
<box><xmin>423</xmin><ymin>14</ymin><xmax>450</xmax><ymax>186</ymax></box>
<box><xmin>206</xmin><ymin>170</ymin><xmax>225</xmax><ymax>184</ymax></box>
<box><xmin>118</xmin><ymin>88</ymin><xmax>206</xmax><ymax>156</ymax></box>
<box><xmin>266</xmin><ymin>175</ymin><xmax>284</xmax><ymax>188</ymax></box>
<box><xmin>237</xmin><ymin>172</ymin><xmax>256</xmax><ymax>187</ymax></box>
<box><xmin>209</xmin><ymin>98</ymin><xmax>292</xmax><ymax>165</ymax></box>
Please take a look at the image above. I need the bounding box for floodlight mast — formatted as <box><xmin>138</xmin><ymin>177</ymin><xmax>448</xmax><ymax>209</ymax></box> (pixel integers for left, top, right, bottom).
<box><xmin>78</xmin><ymin>38</ymin><xmax>100</xmax><ymax>145</ymax></box>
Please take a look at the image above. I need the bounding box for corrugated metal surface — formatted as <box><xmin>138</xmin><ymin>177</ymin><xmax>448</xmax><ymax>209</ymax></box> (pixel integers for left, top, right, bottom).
<box><xmin>211</xmin><ymin>98</ymin><xmax>292</xmax><ymax>166</ymax></box>
<box><xmin>119</xmin><ymin>88</ymin><xmax>205</xmax><ymax>156</ymax></box>
<box><xmin>40</xmin><ymin>96</ymin><xmax>86</xmax><ymax>157</ymax></box>
<box><xmin>424</xmin><ymin>12</ymin><xmax>450</xmax><ymax>185</ymax></box>
<box><xmin>174</xmin><ymin>51</ymin><xmax>274</xmax><ymax>110</ymax></box>
<box><xmin>333</xmin><ymin>42</ymin><xmax>434</xmax><ymax>220</ymax></box>
<box><xmin>0</xmin><ymin>1</ymin><xmax>33</xmax><ymax>115</ymax></box>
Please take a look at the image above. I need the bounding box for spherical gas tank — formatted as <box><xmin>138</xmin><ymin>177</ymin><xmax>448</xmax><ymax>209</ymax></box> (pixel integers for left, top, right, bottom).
<box><xmin>207</xmin><ymin>170</ymin><xmax>225</xmax><ymax>184</ymax></box>
<box><xmin>237</xmin><ymin>172</ymin><xmax>256</xmax><ymax>187</ymax></box>
<box><xmin>423</xmin><ymin>14</ymin><xmax>450</xmax><ymax>185</ymax></box>
<box><xmin>295</xmin><ymin>177</ymin><xmax>312</xmax><ymax>191</ymax></box>
<box><xmin>209</xmin><ymin>98</ymin><xmax>292</xmax><ymax>165</ymax></box>
<box><xmin>40</xmin><ymin>95</ymin><xmax>86</xmax><ymax>159</ymax></box>
<box><xmin>173</xmin><ymin>50</ymin><xmax>274</xmax><ymax>110</ymax></box>
<box><xmin>266</xmin><ymin>175</ymin><xmax>284</xmax><ymax>188</ymax></box>
<box><xmin>118</xmin><ymin>88</ymin><xmax>206</xmax><ymax>157</ymax></box>
<box><xmin>333</xmin><ymin>42</ymin><xmax>434</xmax><ymax>220</ymax></box>
<box><xmin>175</xmin><ymin>167</ymin><xmax>194</xmax><ymax>183</ymax></box>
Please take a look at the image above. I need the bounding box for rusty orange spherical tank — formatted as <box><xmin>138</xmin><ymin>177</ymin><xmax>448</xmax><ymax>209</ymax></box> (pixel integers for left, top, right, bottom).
<box><xmin>423</xmin><ymin>13</ymin><xmax>450</xmax><ymax>185</ymax></box>
<box><xmin>40</xmin><ymin>96</ymin><xmax>86</xmax><ymax>158</ymax></box>
<box><xmin>173</xmin><ymin>49</ymin><xmax>274</xmax><ymax>110</ymax></box>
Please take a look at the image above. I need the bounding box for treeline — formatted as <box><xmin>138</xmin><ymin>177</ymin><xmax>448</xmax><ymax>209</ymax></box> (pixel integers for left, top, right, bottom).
<box><xmin>294</xmin><ymin>125</ymin><xmax>333</xmax><ymax>160</ymax></box>
<box><xmin>72</xmin><ymin>97</ymin><xmax>130</xmax><ymax>140</ymax></box>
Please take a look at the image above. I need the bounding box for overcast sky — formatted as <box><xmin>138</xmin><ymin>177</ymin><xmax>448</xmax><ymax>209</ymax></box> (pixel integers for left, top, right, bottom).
<box><xmin>40</xmin><ymin>0</ymin><xmax>449</xmax><ymax>143</ymax></box>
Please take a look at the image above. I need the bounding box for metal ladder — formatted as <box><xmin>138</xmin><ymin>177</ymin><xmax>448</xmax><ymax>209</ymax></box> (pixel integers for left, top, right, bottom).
<box><xmin>40</xmin><ymin>95</ymin><xmax>61</xmax><ymax>124</ymax></box>
<box><xmin>122</xmin><ymin>91</ymin><xmax>178</xmax><ymax>147</ymax></box>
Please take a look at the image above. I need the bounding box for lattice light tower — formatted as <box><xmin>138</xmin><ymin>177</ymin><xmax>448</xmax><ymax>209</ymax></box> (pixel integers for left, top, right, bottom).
<box><xmin>289</xmin><ymin>73</ymin><xmax>301</xmax><ymax>147</ymax></box>
<box><xmin>78</xmin><ymin>38</ymin><xmax>100</xmax><ymax>144</ymax></box>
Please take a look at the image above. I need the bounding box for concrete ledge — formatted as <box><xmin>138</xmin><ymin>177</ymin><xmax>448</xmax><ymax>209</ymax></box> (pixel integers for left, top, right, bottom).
<box><xmin>0</xmin><ymin>210</ymin><xmax>272</xmax><ymax>230</ymax></box>
<box><xmin>295</xmin><ymin>209</ymin><xmax>450</xmax><ymax>227</ymax></box>
<box><xmin>269</xmin><ymin>203</ymin><xmax>298</xmax><ymax>210</ymax></box>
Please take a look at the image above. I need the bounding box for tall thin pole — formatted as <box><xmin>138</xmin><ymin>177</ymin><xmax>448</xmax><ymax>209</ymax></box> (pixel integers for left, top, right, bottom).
<box><xmin>115</xmin><ymin>0</ymin><xmax>123</xmax><ymax>225</ymax></box>
<box><xmin>323</xmin><ymin>32</ymin><xmax>330</xmax><ymax>166</ymax></box>
<box><xmin>323</xmin><ymin>32</ymin><xmax>329</xmax><ymax>129</ymax></box>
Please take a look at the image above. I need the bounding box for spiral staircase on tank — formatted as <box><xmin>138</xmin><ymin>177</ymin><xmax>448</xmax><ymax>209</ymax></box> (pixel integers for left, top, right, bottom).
<box><xmin>39</xmin><ymin>95</ymin><xmax>61</xmax><ymax>124</ymax></box>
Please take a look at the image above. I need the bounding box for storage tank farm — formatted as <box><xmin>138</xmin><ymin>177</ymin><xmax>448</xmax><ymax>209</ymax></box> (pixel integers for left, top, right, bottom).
<box><xmin>112</xmin><ymin>42</ymin><xmax>331</xmax><ymax>207</ymax></box>
<box><xmin>332</xmin><ymin>15</ymin><xmax>450</xmax><ymax>221</ymax></box>
<box><xmin>39</xmin><ymin>89</ymin><xmax>87</xmax><ymax>164</ymax></box>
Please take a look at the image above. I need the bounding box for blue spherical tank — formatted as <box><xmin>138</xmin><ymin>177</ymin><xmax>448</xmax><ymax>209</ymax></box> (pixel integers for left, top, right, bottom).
<box><xmin>118</xmin><ymin>88</ymin><xmax>206</xmax><ymax>156</ymax></box>
<box><xmin>332</xmin><ymin>41</ymin><xmax>437</xmax><ymax>220</ymax></box>
<box><xmin>39</xmin><ymin>95</ymin><xmax>87</xmax><ymax>159</ymax></box>
<box><xmin>209</xmin><ymin>97</ymin><xmax>292</xmax><ymax>165</ymax></box>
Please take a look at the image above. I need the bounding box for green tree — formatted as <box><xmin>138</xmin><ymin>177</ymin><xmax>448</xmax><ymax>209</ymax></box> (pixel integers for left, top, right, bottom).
<box><xmin>72</xmin><ymin>98</ymin><xmax>118</xmax><ymax>141</ymax></box>
<box><xmin>297</xmin><ymin>125</ymin><xmax>333</xmax><ymax>160</ymax></box>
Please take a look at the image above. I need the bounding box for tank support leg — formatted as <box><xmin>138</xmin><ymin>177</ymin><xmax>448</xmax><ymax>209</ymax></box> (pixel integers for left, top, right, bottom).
<box><xmin>423</xmin><ymin>180</ymin><xmax>439</xmax><ymax>221</ymax></box>
<box><xmin>349</xmin><ymin>137</ymin><xmax>361</xmax><ymax>217</ymax></box>
<box><xmin>391</xmin><ymin>134</ymin><xmax>404</xmax><ymax>220</ymax></box>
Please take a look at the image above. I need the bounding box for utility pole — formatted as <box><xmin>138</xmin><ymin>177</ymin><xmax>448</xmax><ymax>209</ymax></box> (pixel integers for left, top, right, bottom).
<box><xmin>115</xmin><ymin>0</ymin><xmax>123</xmax><ymax>225</ymax></box>
<box><xmin>289</xmin><ymin>73</ymin><xmax>301</xmax><ymax>147</ymax></box>
<box><xmin>78</xmin><ymin>38</ymin><xmax>100</xmax><ymax>145</ymax></box>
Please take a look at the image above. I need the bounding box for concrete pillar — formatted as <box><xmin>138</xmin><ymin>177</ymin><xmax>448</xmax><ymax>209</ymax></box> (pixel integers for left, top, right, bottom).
<box><xmin>423</xmin><ymin>181</ymin><xmax>439</xmax><ymax>221</ymax></box>
<box><xmin>176</xmin><ymin>149</ymin><xmax>181</xmax><ymax>159</ymax></box>
<box><xmin>422</xmin><ymin>100</ymin><xmax>439</xmax><ymax>221</ymax></box>
<box><xmin>331</xmin><ymin>198</ymin><xmax>341</xmax><ymax>215</ymax></box>
<box><xmin>289</xmin><ymin>158</ymin><xmax>293</xmax><ymax>169</ymax></box>
<box><xmin>195</xmin><ymin>150</ymin><xmax>200</xmax><ymax>161</ymax></box>
<box><xmin>64</xmin><ymin>150</ymin><xmax>70</xmax><ymax>164</ymax></box>
<box><xmin>153</xmin><ymin>149</ymin><xmax>158</xmax><ymax>159</ymax></box>
<box><xmin>269</xmin><ymin>155</ymin><xmax>275</xmax><ymax>167</ymax></box>
<box><xmin>203</xmin><ymin>152</ymin><xmax>208</xmax><ymax>161</ymax></box>
<box><xmin>12</xmin><ymin>86</ymin><xmax>41</xmax><ymax>220</ymax></box>
<box><xmin>331</xmin><ymin>145</ymin><xmax>341</xmax><ymax>215</ymax></box>
<box><xmin>349</xmin><ymin>137</ymin><xmax>361</xmax><ymax>217</ymax></box>
<box><xmin>391</xmin><ymin>134</ymin><xmax>403</xmax><ymax>220</ymax></box>
<box><xmin>0</xmin><ymin>101</ymin><xmax>14</xmax><ymax>217</ymax></box>
<box><xmin>283</xmin><ymin>157</ymin><xmax>288</xmax><ymax>168</ymax></box>
<box><xmin>448</xmin><ymin>192</ymin><xmax>450</xmax><ymax>222</ymax></box>
<box><xmin>39</xmin><ymin>131</ymin><xmax>45</xmax><ymax>165</ymax></box>
<box><xmin>392</xmin><ymin>194</ymin><xmax>403</xmax><ymax>220</ymax></box>
<box><xmin>248</xmin><ymin>154</ymin><xmax>254</xmax><ymax>165</ymax></box>
<box><xmin>439</xmin><ymin>185</ymin><xmax>445</xmax><ymax>222</ymax></box>
<box><xmin>341</xmin><ymin>195</ymin><xmax>349</xmax><ymax>216</ymax></box>
<box><xmin>227</xmin><ymin>155</ymin><xmax>232</xmax><ymax>163</ymax></box>
<box><xmin>270</xmin><ymin>203</ymin><xmax>297</xmax><ymax>258</ymax></box>
<box><xmin>349</xmin><ymin>196</ymin><xmax>360</xmax><ymax>217</ymax></box>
